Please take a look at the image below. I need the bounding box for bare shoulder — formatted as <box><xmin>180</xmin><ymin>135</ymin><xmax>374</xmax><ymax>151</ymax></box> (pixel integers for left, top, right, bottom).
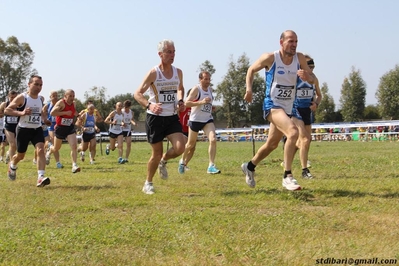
<box><xmin>251</xmin><ymin>52</ymin><xmax>275</xmax><ymax>71</ymax></box>
<box><xmin>314</xmin><ymin>75</ymin><xmax>320</xmax><ymax>86</ymax></box>
<box><xmin>14</xmin><ymin>94</ymin><xmax>26</xmax><ymax>106</ymax></box>
<box><xmin>296</xmin><ymin>52</ymin><xmax>306</xmax><ymax>60</ymax></box>
<box><xmin>186</xmin><ymin>86</ymin><xmax>199</xmax><ymax>101</ymax></box>
<box><xmin>146</xmin><ymin>68</ymin><xmax>158</xmax><ymax>81</ymax></box>
<box><xmin>55</xmin><ymin>99</ymin><xmax>65</xmax><ymax>109</ymax></box>
<box><xmin>176</xmin><ymin>67</ymin><xmax>183</xmax><ymax>75</ymax></box>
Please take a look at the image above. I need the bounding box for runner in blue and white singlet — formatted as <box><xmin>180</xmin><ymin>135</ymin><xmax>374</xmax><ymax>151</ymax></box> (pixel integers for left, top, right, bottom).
<box><xmin>242</xmin><ymin>30</ymin><xmax>315</xmax><ymax>192</ymax></box>
<box><xmin>263</xmin><ymin>50</ymin><xmax>300</xmax><ymax>118</ymax></box>
<box><xmin>296</xmin><ymin>79</ymin><xmax>314</xmax><ymax>108</ymax></box>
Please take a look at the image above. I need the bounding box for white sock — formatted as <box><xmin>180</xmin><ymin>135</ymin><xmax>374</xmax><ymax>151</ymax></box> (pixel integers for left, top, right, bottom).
<box><xmin>38</xmin><ymin>170</ymin><xmax>45</xmax><ymax>177</ymax></box>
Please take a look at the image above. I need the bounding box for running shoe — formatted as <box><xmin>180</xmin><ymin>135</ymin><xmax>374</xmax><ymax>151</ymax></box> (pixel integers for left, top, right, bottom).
<box><xmin>302</xmin><ymin>168</ymin><xmax>313</xmax><ymax>179</ymax></box>
<box><xmin>7</xmin><ymin>163</ymin><xmax>17</xmax><ymax>181</ymax></box>
<box><xmin>37</xmin><ymin>176</ymin><xmax>50</xmax><ymax>187</ymax></box>
<box><xmin>241</xmin><ymin>162</ymin><xmax>255</xmax><ymax>188</ymax></box>
<box><xmin>207</xmin><ymin>164</ymin><xmax>221</xmax><ymax>174</ymax></box>
<box><xmin>178</xmin><ymin>159</ymin><xmax>185</xmax><ymax>174</ymax></box>
<box><xmin>158</xmin><ymin>160</ymin><xmax>168</xmax><ymax>180</ymax></box>
<box><xmin>282</xmin><ymin>176</ymin><xmax>301</xmax><ymax>191</ymax></box>
<box><xmin>72</xmin><ymin>165</ymin><xmax>81</xmax><ymax>173</ymax></box>
<box><xmin>142</xmin><ymin>182</ymin><xmax>155</xmax><ymax>195</ymax></box>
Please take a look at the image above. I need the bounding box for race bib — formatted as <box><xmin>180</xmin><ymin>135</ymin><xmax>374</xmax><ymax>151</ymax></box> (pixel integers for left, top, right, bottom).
<box><xmin>201</xmin><ymin>103</ymin><xmax>212</xmax><ymax>113</ymax></box>
<box><xmin>273</xmin><ymin>84</ymin><xmax>295</xmax><ymax>101</ymax></box>
<box><xmin>6</xmin><ymin>116</ymin><xmax>18</xmax><ymax>124</ymax></box>
<box><xmin>61</xmin><ymin>118</ymin><xmax>73</xmax><ymax>126</ymax></box>
<box><xmin>159</xmin><ymin>90</ymin><xmax>177</xmax><ymax>104</ymax></box>
<box><xmin>85</xmin><ymin>127</ymin><xmax>95</xmax><ymax>133</ymax></box>
<box><xmin>297</xmin><ymin>88</ymin><xmax>314</xmax><ymax>99</ymax></box>
<box><xmin>27</xmin><ymin>114</ymin><xmax>41</xmax><ymax>125</ymax></box>
<box><xmin>113</xmin><ymin>125</ymin><xmax>121</xmax><ymax>131</ymax></box>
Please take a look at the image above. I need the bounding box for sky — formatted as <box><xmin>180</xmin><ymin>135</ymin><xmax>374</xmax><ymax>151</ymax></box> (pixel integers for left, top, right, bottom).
<box><xmin>1</xmin><ymin>0</ymin><xmax>398</xmax><ymax>109</ymax></box>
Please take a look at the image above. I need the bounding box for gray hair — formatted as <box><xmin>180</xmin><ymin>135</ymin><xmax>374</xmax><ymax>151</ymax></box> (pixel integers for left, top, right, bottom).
<box><xmin>157</xmin><ymin>39</ymin><xmax>174</xmax><ymax>52</ymax></box>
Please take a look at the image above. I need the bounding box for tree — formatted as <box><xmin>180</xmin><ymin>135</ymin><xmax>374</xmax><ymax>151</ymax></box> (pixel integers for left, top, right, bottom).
<box><xmin>106</xmin><ymin>93</ymin><xmax>142</xmax><ymax>121</ymax></box>
<box><xmin>339</xmin><ymin>67</ymin><xmax>366</xmax><ymax>122</ymax></box>
<box><xmin>83</xmin><ymin>86</ymin><xmax>110</xmax><ymax>120</ymax></box>
<box><xmin>0</xmin><ymin>36</ymin><xmax>37</xmax><ymax>101</ymax></box>
<box><xmin>215</xmin><ymin>54</ymin><xmax>264</xmax><ymax>128</ymax></box>
<box><xmin>198</xmin><ymin>60</ymin><xmax>216</xmax><ymax>88</ymax></box>
<box><xmin>364</xmin><ymin>105</ymin><xmax>381</xmax><ymax>120</ymax></box>
<box><xmin>375</xmin><ymin>65</ymin><xmax>399</xmax><ymax>119</ymax></box>
<box><xmin>314</xmin><ymin>82</ymin><xmax>336</xmax><ymax>122</ymax></box>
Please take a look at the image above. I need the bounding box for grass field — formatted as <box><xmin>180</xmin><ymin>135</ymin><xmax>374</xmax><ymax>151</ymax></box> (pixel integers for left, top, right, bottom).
<box><xmin>1</xmin><ymin>140</ymin><xmax>399</xmax><ymax>265</ymax></box>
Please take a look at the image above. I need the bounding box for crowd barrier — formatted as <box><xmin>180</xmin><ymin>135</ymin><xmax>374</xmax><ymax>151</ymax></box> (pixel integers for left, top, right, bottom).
<box><xmin>78</xmin><ymin>120</ymin><xmax>399</xmax><ymax>155</ymax></box>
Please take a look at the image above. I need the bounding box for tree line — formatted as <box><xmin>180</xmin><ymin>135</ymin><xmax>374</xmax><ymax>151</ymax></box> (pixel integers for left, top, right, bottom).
<box><xmin>1</xmin><ymin>36</ymin><xmax>399</xmax><ymax>130</ymax></box>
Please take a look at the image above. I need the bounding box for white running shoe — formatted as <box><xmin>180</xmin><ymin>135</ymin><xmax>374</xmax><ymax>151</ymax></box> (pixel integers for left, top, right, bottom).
<box><xmin>7</xmin><ymin>163</ymin><xmax>17</xmax><ymax>181</ymax></box>
<box><xmin>37</xmin><ymin>175</ymin><xmax>50</xmax><ymax>187</ymax></box>
<box><xmin>307</xmin><ymin>160</ymin><xmax>312</xmax><ymax>168</ymax></box>
<box><xmin>158</xmin><ymin>160</ymin><xmax>168</xmax><ymax>180</ymax></box>
<box><xmin>282</xmin><ymin>176</ymin><xmax>301</xmax><ymax>191</ymax></box>
<box><xmin>142</xmin><ymin>182</ymin><xmax>155</xmax><ymax>195</ymax></box>
<box><xmin>80</xmin><ymin>151</ymin><xmax>85</xmax><ymax>162</ymax></box>
<box><xmin>72</xmin><ymin>165</ymin><xmax>81</xmax><ymax>173</ymax></box>
<box><xmin>33</xmin><ymin>159</ymin><xmax>37</xmax><ymax>165</ymax></box>
<box><xmin>241</xmin><ymin>163</ymin><xmax>256</xmax><ymax>188</ymax></box>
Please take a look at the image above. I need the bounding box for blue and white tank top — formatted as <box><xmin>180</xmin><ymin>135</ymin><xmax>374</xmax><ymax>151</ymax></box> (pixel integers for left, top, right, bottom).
<box><xmin>109</xmin><ymin>112</ymin><xmax>124</xmax><ymax>134</ymax></box>
<box><xmin>83</xmin><ymin>113</ymin><xmax>96</xmax><ymax>134</ymax></box>
<box><xmin>47</xmin><ymin>101</ymin><xmax>57</xmax><ymax>123</ymax></box>
<box><xmin>189</xmin><ymin>85</ymin><xmax>214</xmax><ymax>123</ymax></box>
<box><xmin>18</xmin><ymin>93</ymin><xmax>43</xmax><ymax>129</ymax></box>
<box><xmin>263</xmin><ymin>50</ymin><xmax>300</xmax><ymax>115</ymax></box>
<box><xmin>296</xmin><ymin>78</ymin><xmax>315</xmax><ymax>108</ymax></box>
<box><xmin>147</xmin><ymin>66</ymin><xmax>180</xmax><ymax>116</ymax></box>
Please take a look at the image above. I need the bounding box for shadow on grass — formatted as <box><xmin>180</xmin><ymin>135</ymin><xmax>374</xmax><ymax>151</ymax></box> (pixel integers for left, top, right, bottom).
<box><xmin>46</xmin><ymin>184</ymin><xmax>117</xmax><ymax>191</ymax></box>
<box><xmin>222</xmin><ymin>188</ymin><xmax>316</xmax><ymax>202</ymax></box>
<box><xmin>299</xmin><ymin>189</ymin><xmax>399</xmax><ymax>199</ymax></box>
<box><xmin>222</xmin><ymin>188</ymin><xmax>399</xmax><ymax>200</ymax></box>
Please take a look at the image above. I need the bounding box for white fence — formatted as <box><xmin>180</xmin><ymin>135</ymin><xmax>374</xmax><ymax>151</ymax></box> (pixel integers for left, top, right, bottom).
<box><xmin>80</xmin><ymin>120</ymin><xmax>399</xmax><ymax>143</ymax></box>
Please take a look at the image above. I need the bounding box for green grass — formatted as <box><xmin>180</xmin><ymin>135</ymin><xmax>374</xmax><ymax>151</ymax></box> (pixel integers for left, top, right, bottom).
<box><xmin>1</xmin><ymin>140</ymin><xmax>399</xmax><ymax>265</ymax></box>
